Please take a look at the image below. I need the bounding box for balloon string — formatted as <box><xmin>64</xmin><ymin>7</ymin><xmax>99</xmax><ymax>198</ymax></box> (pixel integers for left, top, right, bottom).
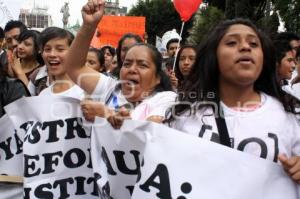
<box><xmin>172</xmin><ymin>21</ymin><xmax>185</xmax><ymax>71</ymax></box>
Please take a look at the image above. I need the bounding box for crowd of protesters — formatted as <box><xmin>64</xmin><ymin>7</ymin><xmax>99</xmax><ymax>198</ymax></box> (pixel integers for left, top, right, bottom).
<box><xmin>1</xmin><ymin>0</ymin><xmax>300</xmax><ymax>197</ymax></box>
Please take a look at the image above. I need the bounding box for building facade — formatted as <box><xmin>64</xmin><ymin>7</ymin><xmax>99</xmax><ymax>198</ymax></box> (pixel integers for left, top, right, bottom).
<box><xmin>105</xmin><ymin>0</ymin><xmax>127</xmax><ymax>16</ymax></box>
<box><xmin>19</xmin><ymin>7</ymin><xmax>52</xmax><ymax>31</ymax></box>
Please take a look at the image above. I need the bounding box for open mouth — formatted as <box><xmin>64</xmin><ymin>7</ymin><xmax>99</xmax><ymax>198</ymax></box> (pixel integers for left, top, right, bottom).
<box><xmin>236</xmin><ymin>56</ymin><xmax>254</xmax><ymax>64</ymax></box>
<box><xmin>124</xmin><ymin>79</ymin><xmax>139</xmax><ymax>88</ymax></box>
<box><xmin>128</xmin><ymin>79</ymin><xmax>139</xmax><ymax>84</ymax></box>
<box><xmin>48</xmin><ymin>60</ymin><xmax>61</xmax><ymax>67</ymax></box>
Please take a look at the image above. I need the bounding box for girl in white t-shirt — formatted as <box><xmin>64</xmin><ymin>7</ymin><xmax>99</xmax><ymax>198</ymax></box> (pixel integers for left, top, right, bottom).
<box><xmin>166</xmin><ymin>18</ymin><xmax>300</xmax><ymax>183</ymax></box>
<box><xmin>64</xmin><ymin>1</ymin><xmax>176</xmax><ymax>126</ymax></box>
<box><xmin>38</xmin><ymin>27</ymin><xmax>84</xmax><ymax>100</ymax></box>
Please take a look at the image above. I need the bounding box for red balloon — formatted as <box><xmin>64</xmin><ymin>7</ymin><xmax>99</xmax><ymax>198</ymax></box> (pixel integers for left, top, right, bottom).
<box><xmin>173</xmin><ymin>0</ymin><xmax>202</xmax><ymax>22</ymax></box>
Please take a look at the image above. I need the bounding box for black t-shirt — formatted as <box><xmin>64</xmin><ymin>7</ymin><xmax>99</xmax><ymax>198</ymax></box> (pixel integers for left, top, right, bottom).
<box><xmin>0</xmin><ymin>77</ymin><xmax>30</xmax><ymax>117</ymax></box>
<box><xmin>0</xmin><ymin>50</ymin><xmax>8</xmax><ymax>70</ymax></box>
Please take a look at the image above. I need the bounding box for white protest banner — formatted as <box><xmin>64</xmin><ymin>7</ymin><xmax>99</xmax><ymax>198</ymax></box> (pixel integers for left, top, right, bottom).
<box><xmin>5</xmin><ymin>96</ymin><xmax>98</xmax><ymax>199</ymax></box>
<box><xmin>0</xmin><ymin>114</ymin><xmax>23</xmax><ymax>177</ymax></box>
<box><xmin>156</xmin><ymin>35</ymin><xmax>166</xmax><ymax>53</ymax></box>
<box><xmin>91</xmin><ymin>118</ymin><xmax>147</xmax><ymax>199</ymax></box>
<box><xmin>91</xmin><ymin>118</ymin><xmax>299</xmax><ymax>199</ymax></box>
<box><xmin>0</xmin><ymin>114</ymin><xmax>23</xmax><ymax>199</ymax></box>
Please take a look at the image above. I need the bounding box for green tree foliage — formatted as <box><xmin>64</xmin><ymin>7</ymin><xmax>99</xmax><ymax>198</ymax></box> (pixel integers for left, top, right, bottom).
<box><xmin>207</xmin><ymin>0</ymin><xmax>280</xmax><ymax>37</ymax></box>
<box><xmin>187</xmin><ymin>0</ymin><xmax>280</xmax><ymax>45</ymax></box>
<box><xmin>225</xmin><ymin>0</ymin><xmax>236</xmax><ymax>19</ymax></box>
<box><xmin>127</xmin><ymin>0</ymin><xmax>193</xmax><ymax>45</ymax></box>
<box><xmin>187</xmin><ymin>6</ymin><xmax>225</xmax><ymax>45</ymax></box>
<box><xmin>256</xmin><ymin>12</ymin><xmax>280</xmax><ymax>39</ymax></box>
<box><xmin>205</xmin><ymin>0</ymin><xmax>272</xmax><ymax>23</ymax></box>
<box><xmin>204</xmin><ymin>0</ymin><xmax>226</xmax><ymax>10</ymax></box>
<box><xmin>235</xmin><ymin>0</ymin><xmax>253</xmax><ymax>19</ymax></box>
<box><xmin>224</xmin><ymin>0</ymin><xmax>270</xmax><ymax>21</ymax></box>
<box><xmin>273</xmin><ymin>0</ymin><xmax>300</xmax><ymax>33</ymax></box>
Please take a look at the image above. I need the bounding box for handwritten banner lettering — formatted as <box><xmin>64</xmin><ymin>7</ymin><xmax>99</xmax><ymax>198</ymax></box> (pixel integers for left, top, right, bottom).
<box><xmin>91</xmin><ymin>16</ymin><xmax>145</xmax><ymax>48</ymax></box>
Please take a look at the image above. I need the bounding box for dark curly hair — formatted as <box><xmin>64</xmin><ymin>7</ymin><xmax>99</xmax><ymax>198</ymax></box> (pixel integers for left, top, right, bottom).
<box><xmin>4</xmin><ymin>20</ymin><xmax>27</xmax><ymax>33</ymax></box>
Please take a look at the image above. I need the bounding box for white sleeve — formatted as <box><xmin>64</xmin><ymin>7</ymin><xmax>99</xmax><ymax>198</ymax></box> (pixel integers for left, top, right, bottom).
<box><xmin>147</xmin><ymin>91</ymin><xmax>177</xmax><ymax>118</ymax></box>
<box><xmin>91</xmin><ymin>73</ymin><xmax>118</xmax><ymax>102</ymax></box>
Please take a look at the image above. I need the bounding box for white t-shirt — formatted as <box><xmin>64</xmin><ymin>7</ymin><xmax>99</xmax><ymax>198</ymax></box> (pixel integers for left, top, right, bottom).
<box><xmin>171</xmin><ymin>93</ymin><xmax>300</xmax><ymax>163</ymax></box>
<box><xmin>285</xmin><ymin>70</ymin><xmax>300</xmax><ymax>100</ymax></box>
<box><xmin>92</xmin><ymin>73</ymin><xmax>128</xmax><ymax>109</ymax></box>
<box><xmin>39</xmin><ymin>84</ymin><xmax>85</xmax><ymax>100</ymax></box>
<box><xmin>291</xmin><ymin>83</ymin><xmax>300</xmax><ymax>100</ymax></box>
<box><xmin>131</xmin><ymin>91</ymin><xmax>176</xmax><ymax>120</ymax></box>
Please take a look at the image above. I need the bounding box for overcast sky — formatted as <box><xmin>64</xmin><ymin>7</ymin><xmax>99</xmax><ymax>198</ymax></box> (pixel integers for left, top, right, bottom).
<box><xmin>26</xmin><ymin>0</ymin><xmax>137</xmax><ymax>27</ymax></box>
<box><xmin>0</xmin><ymin>0</ymin><xmax>138</xmax><ymax>28</ymax></box>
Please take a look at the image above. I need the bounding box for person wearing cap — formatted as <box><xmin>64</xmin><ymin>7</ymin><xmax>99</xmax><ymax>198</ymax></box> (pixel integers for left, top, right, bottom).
<box><xmin>162</xmin><ymin>29</ymin><xmax>181</xmax><ymax>58</ymax></box>
<box><xmin>161</xmin><ymin>30</ymin><xmax>182</xmax><ymax>91</ymax></box>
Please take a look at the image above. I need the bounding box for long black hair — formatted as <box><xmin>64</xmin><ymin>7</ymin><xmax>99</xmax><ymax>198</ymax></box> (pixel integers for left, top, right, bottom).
<box><xmin>168</xmin><ymin>18</ymin><xmax>299</xmax><ymax>121</ymax></box>
<box><xmin>273</xmin><ymin>39</ymin><xmax>293</xmax><ymax>83</ymax></box>
<box><xmin>273</xmin><ymin>39</ymin><xmax>293</xmax><ymax>65</ymax></box>
<box><xmin>174</xmin><ymin>44</ymin><xmax>197</xmax><ymax>89</ymax></box>
<box><xmin>101</xmin><ymin>45</ymin><xmax>116</xmax><ymax>57</ymax></box>
<box><xmin>18</xmin><ymin>30</ymin><xmax>44</xmax><ymax>65</ymax></box>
